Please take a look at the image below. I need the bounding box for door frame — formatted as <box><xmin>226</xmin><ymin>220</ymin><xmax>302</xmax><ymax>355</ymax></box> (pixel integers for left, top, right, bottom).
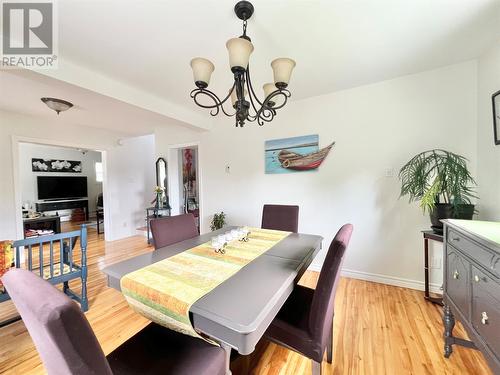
<box><xmin>167</xmin><ymin>141</ymin><xmax>204</xmax><ymax>231</ymax></box>
<box><xmin>11</xmin><ymin>135</ymin><xmax>111</xmax><ymax>241</ymax></box>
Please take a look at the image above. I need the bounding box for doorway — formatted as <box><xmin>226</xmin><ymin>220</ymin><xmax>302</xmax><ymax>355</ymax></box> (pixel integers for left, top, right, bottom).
<box><xmin>12</xmin><ymin>137</ymin><xmax>110</xmax><ymax>242</ymax></box>
<box><xmin>167</xmin><ymin>143</ymin><xmax>202</xmax><ymax>231</ymax></box>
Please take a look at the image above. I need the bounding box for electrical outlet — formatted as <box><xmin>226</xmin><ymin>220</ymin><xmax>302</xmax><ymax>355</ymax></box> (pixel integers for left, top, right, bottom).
<box><xmin>431</xmin><ymin>256</ymin><xmax>442</xmax><ymax>269</ymax></box>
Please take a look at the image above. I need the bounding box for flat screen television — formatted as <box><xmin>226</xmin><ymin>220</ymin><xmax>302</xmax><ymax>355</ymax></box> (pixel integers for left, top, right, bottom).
<box><xmin>37</xmin><ymin>176</ymin><xmax>88</xmax><ymax>200</ymax></box>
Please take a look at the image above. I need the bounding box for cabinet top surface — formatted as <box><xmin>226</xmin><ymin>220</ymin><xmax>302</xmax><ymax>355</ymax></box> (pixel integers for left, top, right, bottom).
<box><xmin>445</xmin><ymin>219</ymin><xmax>500</xmax><ymax>246</ymax></box>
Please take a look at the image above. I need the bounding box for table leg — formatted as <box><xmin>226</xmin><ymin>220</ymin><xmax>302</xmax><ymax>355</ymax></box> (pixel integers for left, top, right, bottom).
<box><xmin>424</xmin><ymin>238</ymin><xmax>430</xmax><ymax>299</ymax></box>
<box><xmin>85</xmin><ymin>201</ymin><xmax>89</xmax><ymax>221</ymax></box>
<box><xmin>146</xmin><ymin>211</ymin><xmax>151</xmax><ymax>245</ymax></box>
<box><xmin>221</xmin><ymin>342</ymin><xmax>232</xmax><ymax>375</ymax></box>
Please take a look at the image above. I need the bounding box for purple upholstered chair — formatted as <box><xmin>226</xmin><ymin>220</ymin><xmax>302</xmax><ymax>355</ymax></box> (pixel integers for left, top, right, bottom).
<box><xmin>265</xmin><ymin>224</ymin><xmax>353</xmax><ymax>375</ymax></box>
<box><xmin>150</xmin><ymin>213</ymin><xmax>198</xmax><ymax>250</ymax></box>
<box><xmin>1</xmin><ymin>269</ymin><xmax>225</xmax><ymax>375</ymax></box>
<box><xmin>261</xmin><ymin>204</ymin><xmax>299</xmax><ymax>233</ymax></box>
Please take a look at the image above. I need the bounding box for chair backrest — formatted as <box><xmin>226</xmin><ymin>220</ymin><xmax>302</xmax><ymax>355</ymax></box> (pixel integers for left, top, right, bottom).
<box><xmin>261</xmin><ymin>204</ymin><xmax>299</xmax><ymax>233</ymax></box>
<box><xmin>150</xmin><ymin>213</ymin><xmax>198</xmax><ymax>250</ymax></box>
<box><xmin>96</xmin><ymin>193</ymin><xmax>104</xmax><ymax>208</ymax></box>
<box><xmin>12</xmin><ymin>225</ymin><xmax>86</xmax><ymax>276</ymax></box>
<box><xmin>309</xmin><ymin>224</ymin><xmax>353</xmax><ymax>350</ymax></box>
<box><xmin>1</xmin><ymin>269</ymin><xmax>112</xmax><ymax>375</ymax></box>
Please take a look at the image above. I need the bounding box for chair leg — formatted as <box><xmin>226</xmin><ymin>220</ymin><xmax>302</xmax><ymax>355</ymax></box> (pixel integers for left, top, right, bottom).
<box><xmin>327</xmin><ymin>322</ymin><xmax>333</xmax><ymax>363</ymax></box>
<box><xmin>312</xmin><ymin>360</ymin><xmax>322</xmax><ymax>375</ymax></box>
<box><xmin>221</xmin><ymin>342</ymin><xmax>232</xmax><ymax>375</ymax></box>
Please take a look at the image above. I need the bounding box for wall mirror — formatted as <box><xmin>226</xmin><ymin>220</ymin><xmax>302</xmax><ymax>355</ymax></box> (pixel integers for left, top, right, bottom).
<box><xmin>155</xmin><ymin>157</ymin><xmax>167</xmax><ymax>191</ymax></box>
<box><xmin>492</xmin><ymin>89</ymin><xmax>500</xmax><ymax>145</ymax></box>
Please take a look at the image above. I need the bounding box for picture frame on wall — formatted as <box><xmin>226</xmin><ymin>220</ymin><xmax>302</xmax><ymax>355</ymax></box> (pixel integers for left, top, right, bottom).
<box><xmin>492</xmin><ymin>89</ymin><xmax>500</xmax><ymax>145</ymax></box>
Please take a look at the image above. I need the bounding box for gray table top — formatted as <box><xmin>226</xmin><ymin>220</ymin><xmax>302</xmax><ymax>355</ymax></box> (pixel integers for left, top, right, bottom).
<box><xmin>103</xmin><ymin>226</ymin><xmax>323</xmax><ymax>354</ymax></box>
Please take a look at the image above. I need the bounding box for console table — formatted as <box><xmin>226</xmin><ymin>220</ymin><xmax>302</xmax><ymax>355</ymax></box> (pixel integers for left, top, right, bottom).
<box><xmin>422</xmin><ymin>230</ymin><xmax>444</xmax><ymax>306</ymax></box>
<box><xmin>442</xmin><ymin>219</ymin><xmax>500</xmax><ymax>374</ymax></box>
<box><xmin>36</xmin><ymin>199</ymin><xmax>89</xmax><ymax>221</ymax></box>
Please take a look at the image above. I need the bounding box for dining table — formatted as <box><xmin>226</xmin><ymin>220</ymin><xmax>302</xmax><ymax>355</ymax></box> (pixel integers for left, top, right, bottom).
<box><xmin>103</xmin><ymin>226</ymin><xmax>323</xmax><ymax>374</ymax></box>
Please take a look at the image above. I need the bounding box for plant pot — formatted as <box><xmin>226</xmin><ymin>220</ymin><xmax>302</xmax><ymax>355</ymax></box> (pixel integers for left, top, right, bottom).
<box><xmin>429</xmin><ymin>203</ymin><xmax>475</xmax><ymax>234</ymax></box>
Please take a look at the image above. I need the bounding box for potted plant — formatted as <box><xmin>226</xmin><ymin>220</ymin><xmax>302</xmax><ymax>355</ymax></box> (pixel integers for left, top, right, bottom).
<box><xmin>399</xmin><ymin>149</ymin><xmax>477</xmax><ymax>233</ymax></box>
<box><xmin>210</xmin><ymin>212</ymin><xmax>226</xmax><ymax>231</ymax></box>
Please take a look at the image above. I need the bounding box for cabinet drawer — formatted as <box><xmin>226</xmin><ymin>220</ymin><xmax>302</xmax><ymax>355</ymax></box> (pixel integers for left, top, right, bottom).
<box><xmin>471</xmin><ymin>266</ymin><xmax>500</xmax><ymax>360</ymax></box>
<box><xmin>446</xmin><ymin>246</ymin><xmax>470</xmax><ymax>320</ymax></box>
<box><xmin>447</xmin><ymin>228</ymin><xmax>499</xmax><ymax>278</ymax></box>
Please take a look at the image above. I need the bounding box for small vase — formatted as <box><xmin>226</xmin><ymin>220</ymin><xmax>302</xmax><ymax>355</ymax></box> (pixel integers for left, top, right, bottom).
<box><xmin>156</xmin><ymin>193</ymin><xmax>163</xmax><ymax>209</ymax></box>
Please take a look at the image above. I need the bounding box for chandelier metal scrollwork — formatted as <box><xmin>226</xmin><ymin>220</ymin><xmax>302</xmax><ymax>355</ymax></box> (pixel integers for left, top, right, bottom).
<box><xmin>189</xmin><ymin>1</ymin><xmax>296</xmax><ymax>127</ymax></box>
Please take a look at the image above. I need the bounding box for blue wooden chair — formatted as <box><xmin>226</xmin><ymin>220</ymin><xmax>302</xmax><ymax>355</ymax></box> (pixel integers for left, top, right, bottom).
<box><xmin>0</xmin><ymin>225</ymin><xmax>88</xmax><ymax>327</ymax></box>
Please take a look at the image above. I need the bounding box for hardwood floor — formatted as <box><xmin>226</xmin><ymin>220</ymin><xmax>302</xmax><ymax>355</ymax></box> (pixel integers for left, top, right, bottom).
<box><xmin>0</xmin><ymin>223</ymin><xmax>492</xmax><ymax>375</ymax></box>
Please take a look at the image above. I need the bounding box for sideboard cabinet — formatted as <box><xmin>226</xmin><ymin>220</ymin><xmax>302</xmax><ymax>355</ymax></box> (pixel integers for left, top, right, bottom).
<box><xmin>443</xmin><ymin>219</ymin><xmax>500</xmax><ymax>374</ymax></box>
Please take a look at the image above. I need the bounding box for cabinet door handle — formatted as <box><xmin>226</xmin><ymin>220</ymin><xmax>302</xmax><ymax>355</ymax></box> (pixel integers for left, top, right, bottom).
<box><xmin>452</xmin><ymin>237</ymin><xmax>460</xmax><ymax>242</ymax></box>
<box><xmin>481</xmin><ymin>312</ymin><xmax>489</xmax><ymax>325</ymax></box>
<box><xmin>453</xmin><ymin>270</ymin><xmax>459</xmax><ymax>279</ymax></box>
<box><xmin>474</xmin><ymin>275</ymin><xmax>480</xmax><ymax>283</ymax></box>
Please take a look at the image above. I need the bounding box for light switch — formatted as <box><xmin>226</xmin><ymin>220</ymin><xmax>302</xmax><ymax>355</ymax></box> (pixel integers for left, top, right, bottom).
<box><xmin>225</xmin><ymin>165</ymin><xmax>230</xmax><ymax>174</ymax></box>
<box><xmin>384</xmin><ymin>167</ymin><xmax>395</xmax><ymax>178</ymax></box>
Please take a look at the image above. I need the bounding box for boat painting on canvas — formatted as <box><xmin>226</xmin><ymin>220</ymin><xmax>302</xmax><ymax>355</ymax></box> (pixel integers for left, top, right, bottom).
<box><xmin>265</xmin><ymin>134</ymin><xmax>334</xmax><ymax>174</ymax></box>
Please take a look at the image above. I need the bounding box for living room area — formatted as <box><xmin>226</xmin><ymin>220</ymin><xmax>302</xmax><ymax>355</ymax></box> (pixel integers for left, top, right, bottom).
<box><xmin>19</xmin><ymin>142</ymin><xmax>104</xmax><ymax>238</ymax></box>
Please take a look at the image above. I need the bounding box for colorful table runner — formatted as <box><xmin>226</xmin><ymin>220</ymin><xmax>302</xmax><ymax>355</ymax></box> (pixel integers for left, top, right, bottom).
<box><xmin>120</xmin><ymin>227</ymin><xmax>290</xmax><ymax>342</ymax></box>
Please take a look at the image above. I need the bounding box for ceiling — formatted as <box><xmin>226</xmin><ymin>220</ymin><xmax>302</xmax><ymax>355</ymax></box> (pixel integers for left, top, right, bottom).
<box><xmin>2</xmin><ymin>0</ymin><xmax>500</xmax><ymax>132</ymax></box>
<box><xmin>0</xmin><ymin>70</ymin><xmax>187</xmax><ymax>135</ymax></box>
<box><xmin>58</xmin><ymin>0</ymin><xmax>500</xmax><ymax>105</ymax></box>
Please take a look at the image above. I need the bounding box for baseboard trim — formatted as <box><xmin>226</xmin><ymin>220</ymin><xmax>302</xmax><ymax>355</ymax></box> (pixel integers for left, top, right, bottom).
<box><xmin>307</xmin><ymin>264</ymin><xmax>443</xmax><ymax>294</ymax></box>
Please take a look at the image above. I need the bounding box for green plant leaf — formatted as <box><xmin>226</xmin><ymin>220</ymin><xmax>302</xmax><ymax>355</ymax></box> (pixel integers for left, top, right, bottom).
<box><xmin>398</xmin><ymin>149</ymin><xmax>477</xmax><ymax>214</ymax></box>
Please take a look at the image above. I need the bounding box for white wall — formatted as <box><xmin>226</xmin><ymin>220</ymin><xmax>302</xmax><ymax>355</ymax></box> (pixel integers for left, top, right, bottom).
<box><xmin>106</xmin><ymin>134</ymin><xmax>156</xmax><ymax>240</ymax></box>
<box><xmin>156</xmin><ymin>61</ymin><xmax>478</xmax><ymax>290</ymax></box>
<box><xmin>476</xmin><ymin>41</ymin><xmax>500</xmax><ymax>221</ymax></box>
<box><xmin>18</xmin><ymin>143</ymin><xmax>102</xmax><ymax>217</ymax></box>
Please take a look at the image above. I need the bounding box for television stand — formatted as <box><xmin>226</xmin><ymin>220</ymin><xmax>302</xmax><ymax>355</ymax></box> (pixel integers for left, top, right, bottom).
<box><xmin>36</xmin><ymin>198</ymin><xmax>89</xmax><ymax>221</ymax></box>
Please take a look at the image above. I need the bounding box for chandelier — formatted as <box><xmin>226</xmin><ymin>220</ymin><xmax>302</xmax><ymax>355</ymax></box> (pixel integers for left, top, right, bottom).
<box><xmin>189</xmin><ymin>1</ymin><xmax>296</xmax><ymax>127</ymax></box>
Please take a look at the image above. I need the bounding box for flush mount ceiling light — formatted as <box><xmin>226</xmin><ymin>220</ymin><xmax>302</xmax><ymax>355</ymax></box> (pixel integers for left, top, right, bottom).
<box><xmin>189</xmin><ymin>1</ymin><xmax>296</xmax><ymax>127</ymax></box>
<box><xmin>41</xmin><ymin>97</ymin><xmax>74</xmax><ymax>115</ymax></box>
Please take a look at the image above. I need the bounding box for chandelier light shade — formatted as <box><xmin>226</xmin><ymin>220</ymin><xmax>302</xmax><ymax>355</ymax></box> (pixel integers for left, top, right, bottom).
<box><xmin>271</xmin><ymin>58</ymin><xmax>297</xmax><ymax>87</ymax></box>
<box><xmin>40</xmin><ymin>97</ymin><xmax>74</xmax><ymax>115</ymax></box>
<box><xmin>189</xmin><ymin>0</ymin><xmax>296</xmax><ymax>127</ymax></box>
<box><xmin>190</xmin><ymin>58</ymin><xmax>215</xmax><ymax>88</ymax></box>
<box><xmin>226</xmin><ymin>37</ymin><xmax>254</xmax><ymax>71</ymax></box>
<box><xmin>263</xmin><ymin>83</ymin><xmax>277</xmax><ymax>98</ymax></box>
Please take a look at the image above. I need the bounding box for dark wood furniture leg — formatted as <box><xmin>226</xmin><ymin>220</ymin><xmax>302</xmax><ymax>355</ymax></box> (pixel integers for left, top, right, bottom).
<box><xmin>442</xmin><ymin>304</ymin><xmax>477</xmax><ymax>358</ymax></box>
<box><xmin>0</xmin><ymin>315</ymin><xmax>22</xmax><ymax>328</ymax></box>
<box><xmin>443</xmin><ymin>304</ymin><xmax>456</xmax><ymax>358</ymax></box>
<box><xmin>423</xmin><ymin>233</ymin><xmax>444</xmax><ymax>306</ymax></box>
<box><xmin>96</xmin><ymin>210</ymin><xmax>103</xmax><ymax>235</ymax></box>
<box><xmin>85</xmin><ymin>201</ymin><xmax>89</xmax><ymax>221</ymax></box>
